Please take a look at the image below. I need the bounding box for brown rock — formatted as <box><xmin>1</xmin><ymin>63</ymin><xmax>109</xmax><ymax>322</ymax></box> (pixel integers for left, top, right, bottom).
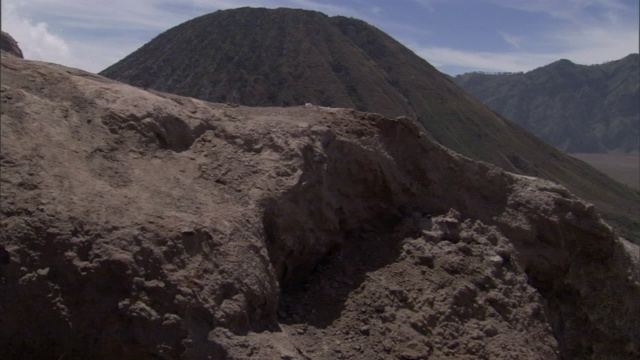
<box><xmin>1</xmin><ymin>55</ymin><xmax>638</xmax><ymax>359</ymax></box>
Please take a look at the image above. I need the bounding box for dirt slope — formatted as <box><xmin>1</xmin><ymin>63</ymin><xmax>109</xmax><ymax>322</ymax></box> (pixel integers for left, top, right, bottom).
<box><xmin>2</xmin><ymin>54</ymin><xmax>639</xmax><ymax>359</ymax></box>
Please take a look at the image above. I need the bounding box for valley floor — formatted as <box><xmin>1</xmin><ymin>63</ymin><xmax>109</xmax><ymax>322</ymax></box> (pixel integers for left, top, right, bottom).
<box><xmin>570</xmin><ymin>153</ymin><xmax>640</xmax><ymax>190</ymax></box>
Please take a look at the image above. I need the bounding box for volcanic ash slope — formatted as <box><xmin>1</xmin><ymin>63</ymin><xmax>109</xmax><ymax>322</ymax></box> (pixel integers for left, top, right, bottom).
<box><xmin>1</xmin><ymin>54</ymin><xmax>639</xmax><ymax>360</ymax></box>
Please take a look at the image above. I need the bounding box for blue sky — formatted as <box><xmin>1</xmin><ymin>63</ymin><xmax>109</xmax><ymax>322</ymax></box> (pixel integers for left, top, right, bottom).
<box><xmin>2</xmin><ymin>0</ymin><xmax>638</xmax><ymax>75</ymax></box>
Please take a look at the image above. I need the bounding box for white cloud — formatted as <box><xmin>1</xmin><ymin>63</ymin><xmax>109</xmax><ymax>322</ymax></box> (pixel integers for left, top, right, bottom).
<box><xmin>416</xmin><ymin>22</ymin><xmax>638</xmax><ymax>75</ymax></box>
<box><xmin>412</xmin><ymin>0</ymin><xmax>439</xmax><ymax>13</ymax></box>
<box><xmin>1</xmin><ymin>0</ymin><xmax>144</xmax><ymax>72</ymax></box>
<box><xmin>548</xmin><ymin>25</ymin><xmax>639</xmax><ymax>64</ymax></box>
<box><xmin>484</xmin><ymin>0</ymin><xmax>633</xmax><ymax>23</ymax></box>
<box><xmin>411</xmin><ymin>0</ymin><xmax>638</xmax><ymax>74</ymax></box>
<box><xmin>499</xmin><ymin>32</ymin><xmax>523</xmax><ymax>50</ymax></box>
<box><xmin>0</xmin><ymin>0</ymin><xmax>636</xmax><ymax>75</ymax></box>
<box><xmin>1</xmin><ymin>1</ymin><xmax>72</xmax><ymax>66</ymax></box>
<box><xmin>417</xmin><ymin>47</ymin><xmax>548</xmax><ymax>73</ymax></box>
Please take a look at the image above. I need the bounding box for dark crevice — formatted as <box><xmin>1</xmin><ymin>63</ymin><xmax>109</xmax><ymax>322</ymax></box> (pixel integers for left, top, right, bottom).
<box><xmin>277</xmin><ymin>226</ymin><xmax>405</xmax><ymax>328</ymax></box>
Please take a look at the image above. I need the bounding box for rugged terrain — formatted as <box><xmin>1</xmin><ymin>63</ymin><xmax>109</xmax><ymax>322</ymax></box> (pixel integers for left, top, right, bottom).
<box><xmin>2</xmin><ymin>50</ymin><xmax>640</xmax><ymax>359</ymax></box>
<box><xmin>99</xmin><ymin>7</ymin><xmax>639</xmax><ymax>242</ymax></box>
<box><xmin>454</xmin><ymin>55</ymin><xmax>640</xmax><ymax>154</ymax></box>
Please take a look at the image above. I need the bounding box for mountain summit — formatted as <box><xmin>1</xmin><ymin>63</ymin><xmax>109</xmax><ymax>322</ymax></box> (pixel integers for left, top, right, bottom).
<box><xmin>101</xmin><ymin>7</ymin><xmax>639</xmax><ymax>240</ymax></box>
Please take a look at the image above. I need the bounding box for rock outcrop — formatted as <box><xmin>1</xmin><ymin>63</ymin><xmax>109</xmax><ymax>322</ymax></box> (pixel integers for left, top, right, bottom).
<box><xmin>0</xmin><ymin>31</ymin><xmax>24</xmax><ymax>58</ymax></box>
<box><xmin>1</xmin><ymin>54</ymin><xmax>639</xmax><ymax>359</ymax></box>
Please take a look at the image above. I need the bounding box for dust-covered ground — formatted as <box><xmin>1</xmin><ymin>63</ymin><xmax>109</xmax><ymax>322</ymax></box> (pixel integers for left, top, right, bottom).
<box><xmin>1</xmin><ymin>54</ymin><xmax>639</xmax><ymax>360</ymax></box>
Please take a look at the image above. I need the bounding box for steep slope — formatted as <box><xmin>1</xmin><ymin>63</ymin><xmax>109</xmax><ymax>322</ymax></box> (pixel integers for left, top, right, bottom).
<box><xmin>100</xmin><ymin>8</ymin><xmax>412</xmax><ymax>113</ymax></box>
<box><xmin>100</xmin><ymin>7</ymin><xmax>639</xmax><ymax>242</ymax></box>
<box><xmin>453</xmin><ymin>54</ymin><xmax>640</xmax><ymax>154</ymax></box>
<box><xmin>3</xmin><ymin>52</ymin><xmax>640</xmax><ymax>360</ymax></box>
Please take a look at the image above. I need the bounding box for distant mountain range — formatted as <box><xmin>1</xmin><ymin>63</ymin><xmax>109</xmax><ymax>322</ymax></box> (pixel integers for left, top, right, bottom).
<box><xmin>453</xmin><ymin>54</ymin><xmax>640</xmax><ymax>154</ymax></box>
<box><xmin>100</xmin><ymin>7</ymin><xmax>639</xmax><ymax>241</ymax></box>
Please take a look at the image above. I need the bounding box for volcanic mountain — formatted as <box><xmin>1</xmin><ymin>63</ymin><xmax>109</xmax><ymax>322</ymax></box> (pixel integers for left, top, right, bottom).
<box><xmin>453</xmin><ymin>54</ymin><xmax>640</xmax><ymax>154</ymax></box>
<box><xmin>101</xmin><ymin>7</ymin><xmax>639</xmax><ymax>241</ymax></box>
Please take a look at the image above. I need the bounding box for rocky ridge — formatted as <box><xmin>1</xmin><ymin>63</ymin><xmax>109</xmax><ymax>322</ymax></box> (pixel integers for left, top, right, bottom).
<box><xmin>1</xmin><ymin>53</ymin><xmax>639</xmax><ymax>359</ymax></box>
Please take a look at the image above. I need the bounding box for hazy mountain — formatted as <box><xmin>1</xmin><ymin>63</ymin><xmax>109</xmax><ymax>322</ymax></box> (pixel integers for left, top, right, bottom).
<box><xmin>453</xmin><ymin>54</ymin><xmax>640</xmax><ymax>154</ymax></box>
<box><xmin>100</xmin><ymin>7</ymin><xmax>639</xmax><ymax>240</ymax></box>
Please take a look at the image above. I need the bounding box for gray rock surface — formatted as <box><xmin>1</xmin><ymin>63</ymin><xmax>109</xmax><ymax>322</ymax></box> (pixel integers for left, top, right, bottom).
<box><xmin>1</xmin><ymin>54</ymin><xmax>639</xmax><ymax>359</ymax></box>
